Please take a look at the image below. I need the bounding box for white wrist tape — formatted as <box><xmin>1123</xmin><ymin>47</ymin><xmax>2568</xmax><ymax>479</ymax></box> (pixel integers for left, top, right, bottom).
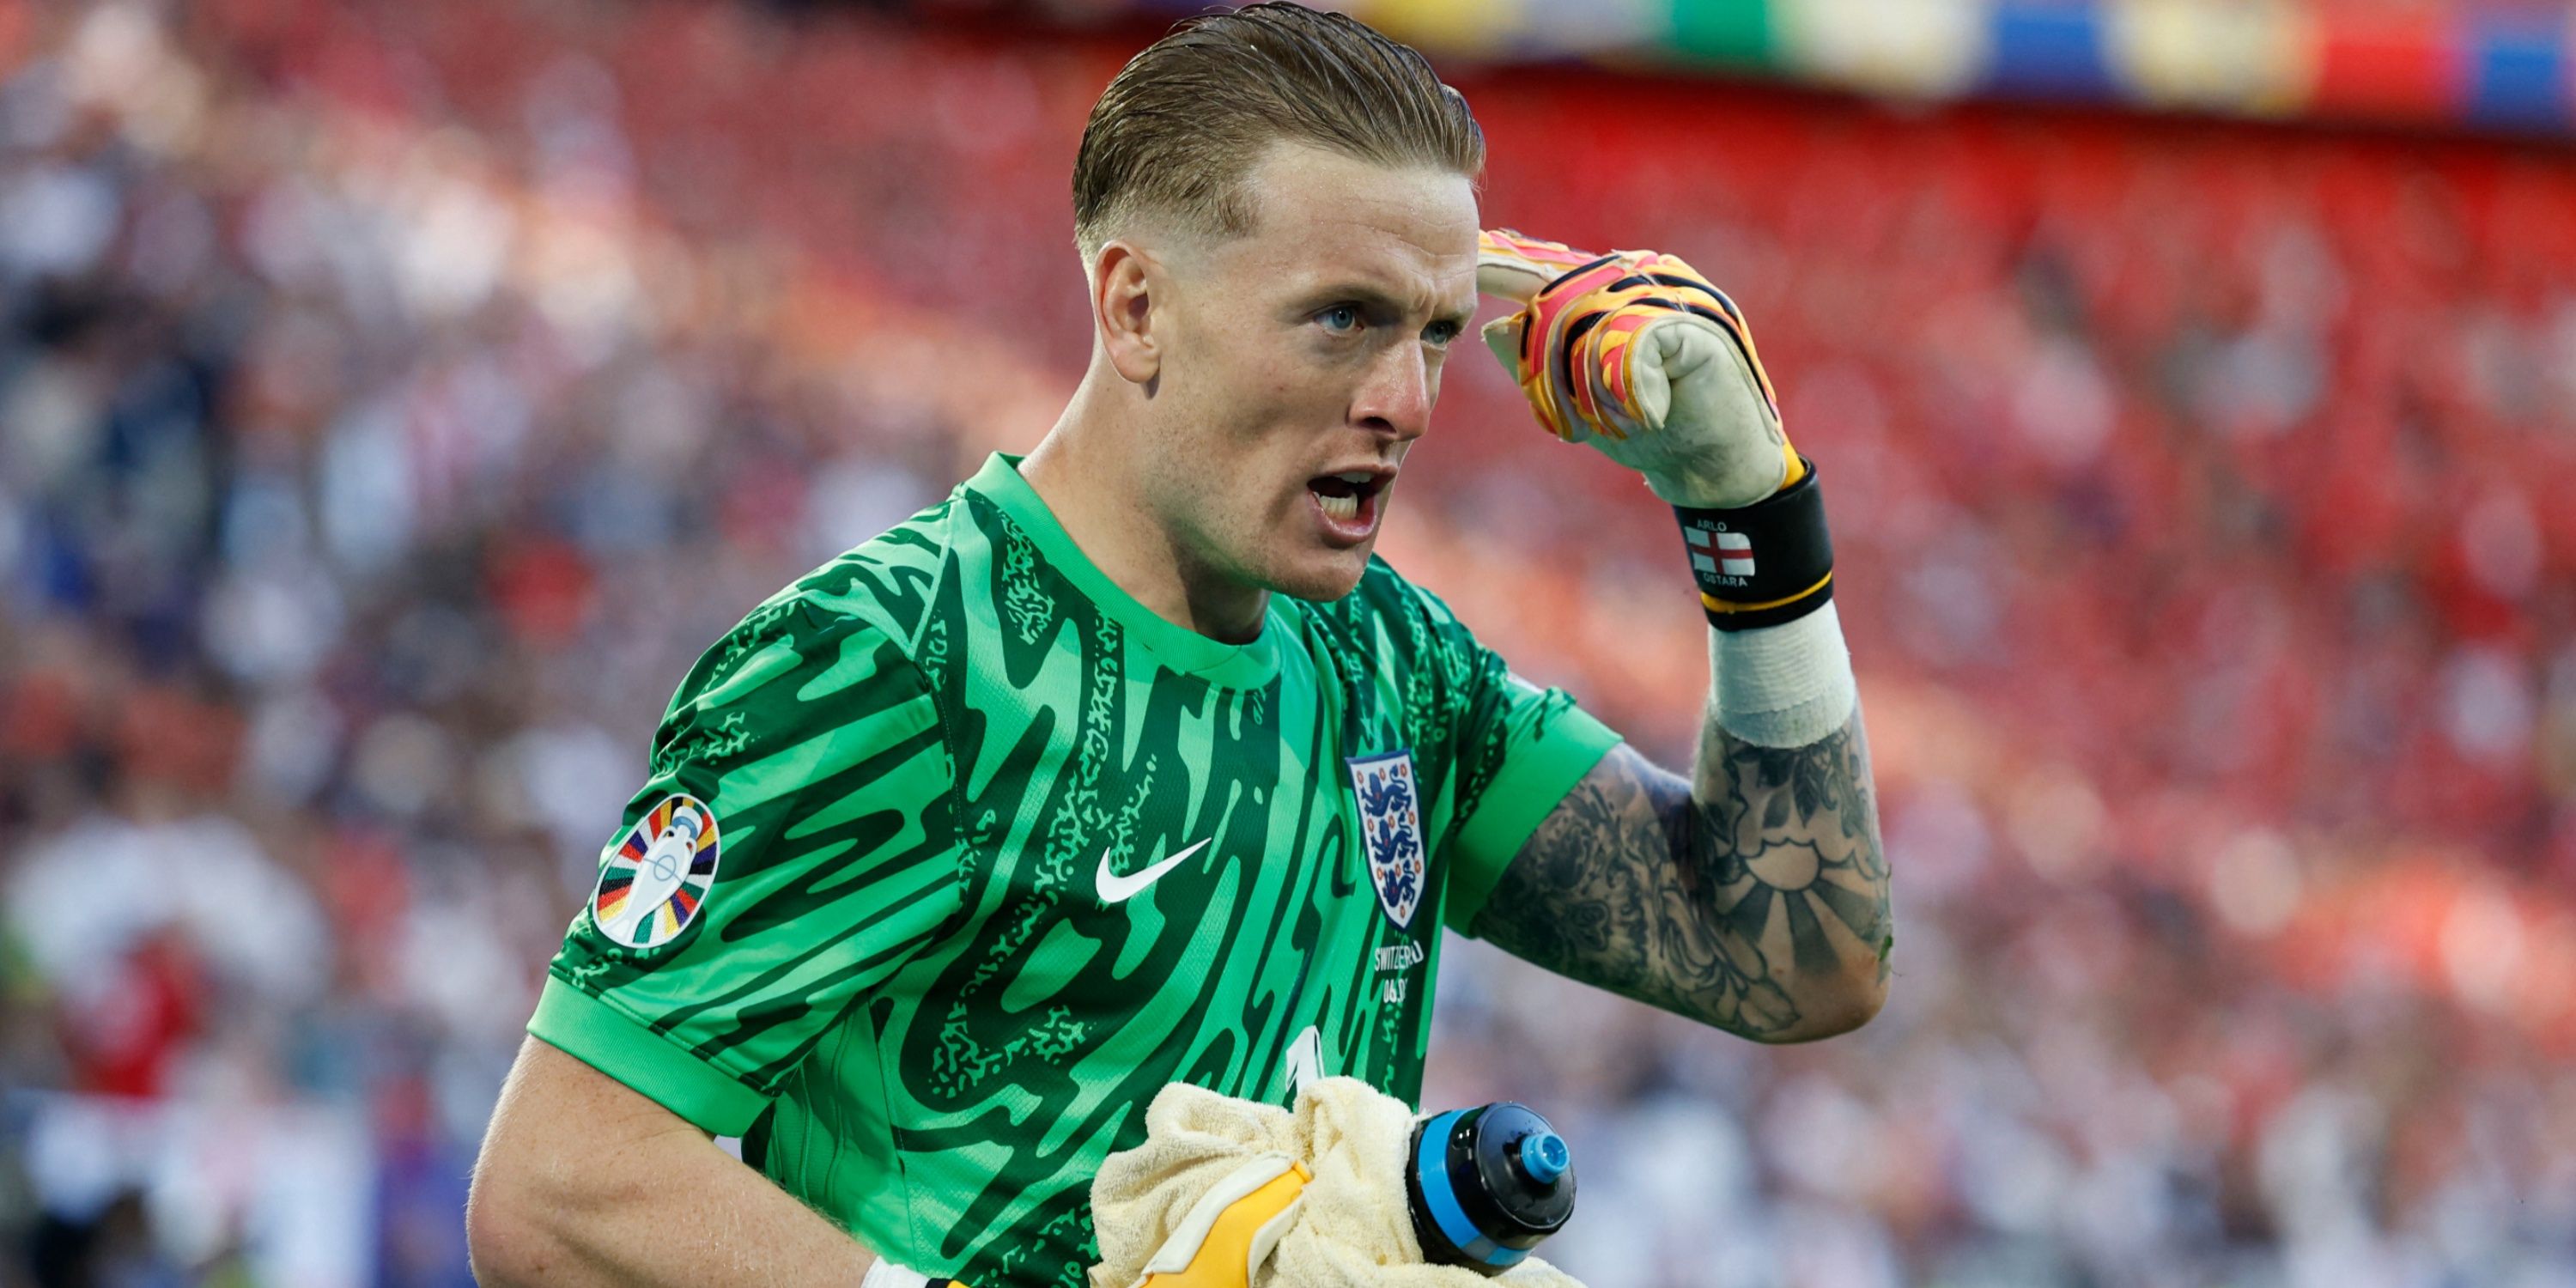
<box><xmin>1709</xmin><ymin>599</ymin><xmax>1856</xmax><ymax>748</ymax></box>
<box><xmin>860</xmin><ymin>1260</ymin><xmax>933</xmax><ymax>1288</ymax></box>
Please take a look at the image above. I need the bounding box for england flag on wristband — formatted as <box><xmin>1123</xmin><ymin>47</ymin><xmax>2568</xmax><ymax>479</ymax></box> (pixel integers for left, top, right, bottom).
<box><xmin>1716</xmin><ymin>531</ymin><xmax>1754</xmax><ymax>576</ymax></box>
<box><xmin>1686</xmin><ymin>526</ymin><xmax>1756</xmax><ymax>578</ymax></box>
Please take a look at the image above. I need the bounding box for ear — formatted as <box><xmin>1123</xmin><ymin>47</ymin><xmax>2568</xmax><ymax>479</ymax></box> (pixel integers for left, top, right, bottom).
<box><xmin>1091</xmin><ymin>240</ymin><xmax>1163</xmax><ymax>389</ymax></box>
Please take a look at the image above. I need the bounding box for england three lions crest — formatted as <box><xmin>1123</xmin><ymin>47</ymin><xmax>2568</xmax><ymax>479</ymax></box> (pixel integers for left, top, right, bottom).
<box><xmin>1346</xmin><ymin>750</ymin><xmax>1425</xmax><ymax>930</ymax></box>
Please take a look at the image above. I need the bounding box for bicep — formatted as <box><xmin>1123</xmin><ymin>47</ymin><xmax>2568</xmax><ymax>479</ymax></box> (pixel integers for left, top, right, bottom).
<box><xmin>1465</xmin><ymin>711</ymin><xmax>1888</xmax><ymax>1042</ymax></box>
<box><xmin>469</xmin><ymin>1037</ymin><xmax>884</xmax><ymax>1288</ymax></box>
<box><xmin>495</xmin><ymin>1035</ymin><xmax>714</xmax><ymax>1150</ymax></box>
<box><xmin>1463</xmin><ymin>744</ymin><xmax>1764</xmax><ymax>1026</ymax></box>
<box><xmin>470</xmin><ymin>1038</ymin><xmax>716</xmax><ymax>1266</ymax></box>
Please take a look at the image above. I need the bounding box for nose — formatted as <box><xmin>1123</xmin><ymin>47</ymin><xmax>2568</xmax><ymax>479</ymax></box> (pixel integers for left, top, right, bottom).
<box><xmin>1350</xmin><ymin>342</ymin><xmax>1432</xmax><ymax>443</ymax></box>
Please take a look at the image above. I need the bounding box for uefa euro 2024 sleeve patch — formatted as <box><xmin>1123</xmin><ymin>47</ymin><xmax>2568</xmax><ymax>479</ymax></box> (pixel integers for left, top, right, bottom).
<box><xmin>592</xmin><ymin>793</ymin><xmax>721</xmax><ymax>950</ymax></box>
<box><xmin>1346</xmin><ymin>750</ymin><xmax>1425</xmax><ymax>931</ymax></box>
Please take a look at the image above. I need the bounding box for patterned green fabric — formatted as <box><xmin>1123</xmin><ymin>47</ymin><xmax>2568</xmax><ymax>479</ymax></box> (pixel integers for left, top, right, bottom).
<box><xmin>532</xmin><ymin>453</ymin><xmax>1622</xmax><ymax>1287</ymax></box>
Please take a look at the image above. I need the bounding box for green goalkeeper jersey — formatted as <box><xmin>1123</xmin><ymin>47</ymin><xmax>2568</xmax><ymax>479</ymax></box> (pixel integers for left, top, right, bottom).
<box><xmin>531</xmin><ymin>453</ymin><xmax>1622</xmax><ymax>1288</ymax></box>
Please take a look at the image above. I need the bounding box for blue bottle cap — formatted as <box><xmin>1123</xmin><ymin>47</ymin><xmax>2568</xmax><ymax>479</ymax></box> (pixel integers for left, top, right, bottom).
<box><xmin>1518</xmin><ymin>1132</ymin><xmax>1569</xmax><ymax>1185</ymax></box>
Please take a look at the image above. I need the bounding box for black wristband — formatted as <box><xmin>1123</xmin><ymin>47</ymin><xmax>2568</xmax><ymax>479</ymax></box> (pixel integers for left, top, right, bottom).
<box><xmin>1673</xmin><ymin>458</ymin><xmax>1833</xmax><ymax>631</ymax></box>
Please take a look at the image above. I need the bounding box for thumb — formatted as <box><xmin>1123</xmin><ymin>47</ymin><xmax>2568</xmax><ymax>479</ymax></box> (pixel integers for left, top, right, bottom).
<box><xmin>1476</xmin><ymin>228</ymin><xmax>1601</xmax><ymax>305</ymax></box>
<box><xmin>1479</xmin><ymin>313</ymin><xmax>1526</xmax><ymax>380</ymax></box>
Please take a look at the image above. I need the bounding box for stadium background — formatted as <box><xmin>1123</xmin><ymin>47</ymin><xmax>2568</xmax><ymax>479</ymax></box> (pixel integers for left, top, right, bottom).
<box><xmin>4</xmin><ymin>0</ymin><xmax>2576</xmax><ymax>1285</ymax></box>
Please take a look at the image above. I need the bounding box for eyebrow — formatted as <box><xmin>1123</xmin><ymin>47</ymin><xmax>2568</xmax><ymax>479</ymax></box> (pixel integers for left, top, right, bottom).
<box><xmin>1302</xmin><ymin>281</ymin><xmax>1477</xmax><ymax>329</ymax></box>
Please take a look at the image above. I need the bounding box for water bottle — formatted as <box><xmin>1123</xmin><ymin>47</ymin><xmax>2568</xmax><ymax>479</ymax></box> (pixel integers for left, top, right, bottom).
<box><xmin>1405</xmin><ymin>1102</ymin><xmax>1576</xmax><ymax>1276</ymax></box>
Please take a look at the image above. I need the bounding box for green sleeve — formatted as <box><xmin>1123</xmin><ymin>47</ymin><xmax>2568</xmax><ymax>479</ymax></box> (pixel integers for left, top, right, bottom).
<box><xmin>532</xmin><ymin>597</ymin><xmax>962</xmax><ymax>1135</ymax></box>
<box><xmin>1387</xmin><ymin>579</ymin><xmax>1625</xmax><ymax>938</ymax></box>
<box><xmin>1443</xmin><ymin>690</ymin><xmax>1623</xmax><ymax>936</ymax></box>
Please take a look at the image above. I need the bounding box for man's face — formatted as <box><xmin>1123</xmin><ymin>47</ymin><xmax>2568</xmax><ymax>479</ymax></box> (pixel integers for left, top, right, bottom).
<box><xmin>1138</xmin><ymin>143</ymin><xmax>1480</xmax><ymax>604</ymax></box>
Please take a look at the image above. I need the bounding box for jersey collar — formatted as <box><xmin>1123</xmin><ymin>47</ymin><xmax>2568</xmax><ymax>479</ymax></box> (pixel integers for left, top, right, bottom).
<box><xmin>966</xmin><ymin>453</ymin><xmax>1293</xmax><ymax>689</ymax></box>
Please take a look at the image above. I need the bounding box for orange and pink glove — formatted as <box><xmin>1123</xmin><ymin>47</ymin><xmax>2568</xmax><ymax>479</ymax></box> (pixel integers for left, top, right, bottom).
<box><xmin>1475</xmin><ymin>228</ymin><xmax>1804</xmax><ymax>512</ymax></box>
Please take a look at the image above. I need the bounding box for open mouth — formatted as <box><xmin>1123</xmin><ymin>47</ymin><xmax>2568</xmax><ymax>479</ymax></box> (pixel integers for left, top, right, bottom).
<box><xmin>1307</xmin><ymin>470</ymin><xmax>1390</xmax><ymax>541</ymax></box>
<box><xmin>1309</xmin><ymin>471</ymin><xmax>1382</xmax><ymax>520</ymax></box>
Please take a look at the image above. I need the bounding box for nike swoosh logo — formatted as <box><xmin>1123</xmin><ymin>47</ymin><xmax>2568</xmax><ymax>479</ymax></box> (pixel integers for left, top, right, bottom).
<box><xmin>1097</xmin><ymin>839</ymin><xmax>1212</xmax><ymax>904</ymax></box>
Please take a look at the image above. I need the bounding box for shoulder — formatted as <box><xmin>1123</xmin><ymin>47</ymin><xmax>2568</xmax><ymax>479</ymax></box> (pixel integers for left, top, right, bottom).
<box><xmin>658</xmin><ymin>494</ymin><xmax>975</xmax><ymax>746</ymax></box>
<box><xmin>791</xmin><ymin>490</ymin><xmax>976</xmax><ymax>654</ymax></box>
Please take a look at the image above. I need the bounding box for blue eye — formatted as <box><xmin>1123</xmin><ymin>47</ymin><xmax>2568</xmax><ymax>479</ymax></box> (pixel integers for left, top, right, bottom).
<box><xmin>1317</xmin><ymin>305</ymin><xmax>1363</xmax><ymax>335</ymax></box>
<box><xmin>1425</xmin><ymin>320</ymin><xmax>1462</xmax><ymax>348</ymax></box>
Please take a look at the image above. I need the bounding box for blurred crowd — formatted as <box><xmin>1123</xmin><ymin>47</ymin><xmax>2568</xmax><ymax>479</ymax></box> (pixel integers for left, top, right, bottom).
<box><xmin>2</xmin><ymin>2</ymin><xmax>2574</xmax><ymax>1286</ymax></box>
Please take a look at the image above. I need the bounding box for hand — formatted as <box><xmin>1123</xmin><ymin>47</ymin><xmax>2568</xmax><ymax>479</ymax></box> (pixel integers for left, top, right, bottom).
<box><xmin>1476</xmin><ymin>228</ymin><xmax>1802</xmax><ymax>510</ymax></box>
<box><xmin>1121</xmin><ymin>1155</ymin><xmax>1311</xmax><ymax>1288</ymax></box>
<box><xmin>1088</xmin><ymin>1081</ymin><xmax>1312</xmax><ymax>1288</ymax></box>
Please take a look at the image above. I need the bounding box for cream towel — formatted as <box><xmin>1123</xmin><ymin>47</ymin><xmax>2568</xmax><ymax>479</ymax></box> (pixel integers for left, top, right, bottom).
<box><xmin>1090</xmin><ymin>1078</ymin><xmax>1586</xmax><ymax>1288</ymax></box>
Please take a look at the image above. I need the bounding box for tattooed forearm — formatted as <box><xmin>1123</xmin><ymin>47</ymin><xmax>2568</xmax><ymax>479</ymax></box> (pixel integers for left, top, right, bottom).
<box><xmin>1470</xmin><ymin>708</ymin><xmax>1890</xmax><ymax>1042</ymax></box>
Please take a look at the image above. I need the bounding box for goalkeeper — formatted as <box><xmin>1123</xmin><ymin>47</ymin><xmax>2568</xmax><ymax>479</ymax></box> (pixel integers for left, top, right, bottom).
<box><xmin>467</xmin><ymin>5</ymin><xmax>1891</xmax><ymax>1287</ymax></box>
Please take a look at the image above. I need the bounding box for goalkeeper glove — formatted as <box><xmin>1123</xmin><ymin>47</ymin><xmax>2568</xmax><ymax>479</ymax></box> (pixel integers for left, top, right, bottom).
<box><xmin>1479</xmin><ymin>228</ymin><xmax>1835</xmax><ymax>638</ymax></box>
<box><xmin>1476</xmin><ymin>228</ymin><xmax>1801</xmax><ymax>510</ymax></box>
<box><xmin>1089</xmin><ymin>1082</ymin><xmax>1312</xmax><ymax>1288</ymax></box>
<box><xmin>1115</xmin><ymin>1153</ymin><xmax>1312</xmax><ymax>1288</ymax></box>
<box><xmin>1481</xmin><ymin>228</ymin><xmax>1852</xmax><ymax>748</ymax></box>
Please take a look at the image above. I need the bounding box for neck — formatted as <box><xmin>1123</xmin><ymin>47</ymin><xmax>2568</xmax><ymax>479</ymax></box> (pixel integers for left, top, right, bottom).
<box><xmin>1021</xmin><ymin>374</ymin><xmax>1271</xmax><ymax>644</ymax></box>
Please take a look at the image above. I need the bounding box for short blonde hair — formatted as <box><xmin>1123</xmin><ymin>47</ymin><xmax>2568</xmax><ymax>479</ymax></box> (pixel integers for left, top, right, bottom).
<box><xmin>1072</xmin><ymin>3</ymin><xmax>1485</xmax><ymax>260</ymax></box>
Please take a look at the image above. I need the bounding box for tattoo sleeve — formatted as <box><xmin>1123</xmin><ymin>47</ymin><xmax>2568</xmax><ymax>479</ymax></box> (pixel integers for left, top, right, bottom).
<box><xmin>1467</xmin><ymin>703</ymin><xmax>1891</xmax><ymax>1042</ymax></box>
